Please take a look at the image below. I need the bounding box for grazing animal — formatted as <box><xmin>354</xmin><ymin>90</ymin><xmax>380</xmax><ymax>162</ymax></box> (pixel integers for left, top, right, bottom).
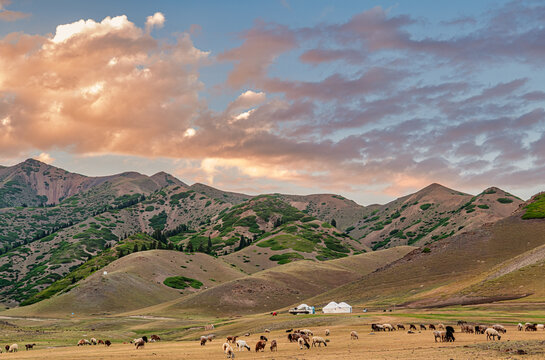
<box><xmin>420</xmin><ymin>324</ymin><xmax>427</xmax><ymax>331</ymax></box>
<box><xmin>244</xmin><ymin>333</ymin><xmax>250</xmax><ymax>337</ymax></box>
<box><xmin>492</xmin><ymin>325</ymin><xmax>506</xmax><ymax>334</ymax></box>
<box><xmin>134</xmin><ymin>338</ymin><xmax>146</xmax><ymax>349</ymax></box>
<box><xmin>518</xmin><ymin>323</ymin><xmax>523</xmax><ymax>331</ymax></box>
<box><xmin>297</xmin><ymin>337</ymin><xmax>310</xmax><ymax>350</ymax></box>
<box><xmin>90</xmin><ymin>338</ymin><xmax>97</xmax><ymax>345</ymax></box>
<box><xmin>383</xmin><ymin>324</ymin><xmax>394</xmax><ymax>331</ymax></box>
<box><xmin>98</xmin><ymin>340</ymin><xmax>104</xmax><ymax>345</ymax></box>
<box><xmin>372</xmin><ymin>324</ymin><xmax>384</xmax><ymax>332</ymax></box>
<box><xmin>433</xmin><ymin>330</ymin><xmax>444</xmax><ymax>342</ymax></box>
<box><xmin>537</xmin><ymin>324</ymin><xmax>544</xmax><ymax>330</ymax></box>
<box><xmin>223</xmin><ymin>343</ymin><xmax>235</xmax><ymax>358</ymax></box>
<box><xmin>350</xmin><ymin>331</ymin><xmax>359</xmax><ymax>340</ymax></box>
<box><xmin>397</xmin><ymin>324</ymin><xmax>405</xmax><ymax>330</ymax></box>
<box><xmin>312</xmin><ymin>336</ymin><xmax>327</xmax><ymax>347</ymax></box>
<box><xmin>475</xmin><ymin>325</ymin><xmax>486</xmax><ymax>334</ymax></box>
<box><xmin>525</xmin><ymin>323</ymin><xmax>537</xmax><ymax>331</ymax></box>
<box><xmin>438</xmin><ymin>324</ymin><xmax>445</xmax><ymax>330</ymax></box>
<box><xmin>444</xmin><ymin>326</ymin><xmax>455</xmax><ymax>342</ymax></box>
<box><xmin>264</xmin><ymin>329</ymin><xmax>271</xmax><ymax>333</ymax></box>
<box><xmin>461</xmin><ymin>324</ymin><xmax>474</xmax><ymax>334</ymax></box>
<box><xmin>287</xmin><ymin>333</ymin><xmax>296</xmax><ymax>342</ymax></box>
<box><xmin>8</xmin><ymin>344</ymin><xmax>18</xmax><ymax>353</ymax></box>
<box><xmin>77</xmin><ymin>339</ymin><xmax>91</xmax><ymax>346</ymax></box>
<box><xmin>255</xmin><ymin>340</ymin><xmax>267</xmax><ymax>352</ymax></box>
<box><xmin>260</xmin><ymin>335</ymin><xmax>268</xmax><ymax>341</ymax></box>
<box><xmin>286</xmin><ymin>328</ymin><xmax>293</xmax><ymax>333</ymax></box>
<box><xmin>25</xmin><ymin>344</ymin><xmax>36</xmax><ymax>350</ymax></box>
<box><xmin>429</xmin><ymin>324</ymin><xmax>436</xmax><ymax>330</ymax></box>
<box><xmin>457</xmin><ymin>320</ymin><xmax>467</xmax><ymax>326</ymax></box>
<box><xmin>226</xmin><ymin>336</ymin><xmax>238</xmax><ymax>343</ymax></box>
<box><xmin>325</xmin><ymin>329</ymin><xmax>330</xmax><ymax>336</ymax></box>
<box><xmin>150</xmin><ymin>335</ymin><xmax>161</xmax><ymax>342</ymax></box>
<box><xmin>105</xmin><ymin>340</ymin><xmax>111</xmax><ymax>347</ymax></box>
<box><xmin>270</xmin><ymin>339</ymin><xmax>277</xmax><ymax>352</ymax></box>
<box><xmin>5</xmin><ymin>345</ymin><xmax>9</xmax><ymax>352</ymax></box>
<box><xmin>200</xmin><ymin>337</ymin><xmax>207</xmax><ymax>346</ymax></box>
<box><xmin>409</xmin><ymin>324</ymin><xmax>417</xmax><ymax>331</ymax></box>
<box><xmin>235</xmin><ymin>340</ymin><xmax>250</xmax><ymax>351</ymax></box>
<box><xmin>485</xmin><ymin>328</ymin><xmax>501</xmax><ymax>341</ymax></box>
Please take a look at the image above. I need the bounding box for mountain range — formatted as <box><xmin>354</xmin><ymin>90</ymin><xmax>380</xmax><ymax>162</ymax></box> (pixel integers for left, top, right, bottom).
<box><xmin>1</xmin><ymin>158</ymin><xmax>542</xmax><ymax>316</ymax></box>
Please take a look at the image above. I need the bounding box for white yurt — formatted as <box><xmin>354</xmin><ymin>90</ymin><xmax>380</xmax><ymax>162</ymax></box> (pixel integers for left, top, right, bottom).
<box><xmin>322</xmin><ymin>301</ymin><xmax>352</xmax><ymax>313</ymax></box>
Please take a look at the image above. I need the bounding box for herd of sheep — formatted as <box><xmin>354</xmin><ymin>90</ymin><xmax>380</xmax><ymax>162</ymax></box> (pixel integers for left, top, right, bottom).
<box><xmin>1</xmin><ymin>320</ymin><xmax>543</xmax><ymax>355</ymax></box>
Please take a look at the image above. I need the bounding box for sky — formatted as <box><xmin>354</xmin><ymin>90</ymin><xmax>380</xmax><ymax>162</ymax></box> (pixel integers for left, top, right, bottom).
<box><xmin>1</xmin><ymin>0</ymin><xmax>544</xmax><ymax>205</ymax></box>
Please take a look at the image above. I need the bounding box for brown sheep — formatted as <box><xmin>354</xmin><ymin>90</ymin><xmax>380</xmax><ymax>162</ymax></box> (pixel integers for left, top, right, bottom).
<box><xmin>409</xmin><ymin>324</ymin><xmax>417</xmax><ymax>330</ymax></box>
<box><xmin>150</xmin><ymin>335</ymin><xmax>161</xmax><ymax>342</ymax></box>
<box><xmin>105</xmin><ymin>340</ymin><xmax>111</xmax><ymax>347</ymax></box>
<box><xmin>350</xmin><ymin>331</ymin><xmax>359</xmax><ymax>340</ymax></box>
<box><xmin>525</xmin><ymin>324</ymin><xmax>537</xmax><ymax>331</ymax></box>
<box><xmin>255</xmin><ymin>340</ymin><xmax>267</xmax><ymax>352</ymax></box>
<box><xmin>429</xmin><ymin>324</ymin><xmax>436</xmax><ymax>330</ymax></box>
<box><xmin>77</xmin><ymin>339</ymin><xmax>90</xmax><ymax>346</ymax></box>
<box><xmin>97</xmin><ymin>340</ymin><xmax>104</xmax><ymax>345</ymax></box>
<box><xmin>270</xmin><ymin>339</ymin><xmax>277</xmax><ymax>352</ymax></box>
<box><xmin>25</xmin><ymin>344</ymin><xmax>36</xmax><ymax>350</ymax></box>
<box><xmin>420</xmin><ymin>324</ymin><xmax>427</xmax><ymax>331</ymax></box>
<box><xmin>397</xmin><ymin>324</ymin><xmax>405</xmax><ymax>330</ymax></box>
<box><xmin>4</xmin><ymin>345</ymin><xmax>9</xmax><ymax>352</ymax></box>
<box><xmin>200</xmin><ymin>337</ymin><xmax>207</xmax><ymax>346</ymax></box>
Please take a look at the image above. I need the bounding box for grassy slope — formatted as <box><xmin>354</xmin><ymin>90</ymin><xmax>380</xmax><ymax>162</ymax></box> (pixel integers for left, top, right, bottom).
<box><xmin>5</xmin><ymin>250</ymin><xmax>244</xmax><ymax>317</ymax></box>
<box><xmin>134</xmin><ymin>246</ymin><xmax>415</xmax><ymax>317</ymax></box>
<box><xmin>306</xmin><ymin>209</ymin><xmax>545</xmax><ymax>309</ymax></box>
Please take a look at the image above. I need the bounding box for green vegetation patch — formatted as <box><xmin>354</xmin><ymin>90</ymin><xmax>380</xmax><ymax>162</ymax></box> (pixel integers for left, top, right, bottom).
<box><xmin>257</xmin><ymin>234</ymin><xmax>315</xmax><ymax>252</ymax></box>
<box><xmin>497</xmin><ymin>198</ymin><xmax>513</xmax><ymax>204</ymax></box>
<box><xmin>420</xmin><ymin>203</ymin><xmax>432</xmax><ymax>210</ymax></box>
<box><xmin>149</xmin><ymin>211</ymin><xmax>168</xmax><ymax>230</ymax></box>
<box><xmin>522</xmin><ymin>194</ymin><xmax>545</xmax><ymax>219</ymax></box>
<box><xmin>163</xmin><ymin>276</ymin><xmax>203</xmax><ymax>289</ymax></box>
<box><xmin>269</xmin><ymin>252</ymin><xmax>304</xmax><ymax>264</ymax></box>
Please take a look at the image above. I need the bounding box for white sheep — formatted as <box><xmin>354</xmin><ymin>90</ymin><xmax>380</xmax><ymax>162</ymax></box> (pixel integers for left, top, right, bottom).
<box><xmin>235</xmin><ymin>340</ymin><xmax>250</xmax><ymax>351</ymax></box>
<box><xmin>485</xmin><ymin>328</ymin><xmax>501</xmax><ymax>341</ymax></box>
<box><xmin>311</xmin><ymin>336</ymin><xmax>327</xmax><ymax>347</ymax></box>
<box><xmin>8</xmin><ymin>344</ymin><xmax>18</xmax><ymax>353</ymax></box>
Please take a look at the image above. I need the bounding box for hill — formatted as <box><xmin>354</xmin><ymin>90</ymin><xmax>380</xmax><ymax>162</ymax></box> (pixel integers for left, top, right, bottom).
<box><xmin>5</xmin><ymin>250</ymin><xmax>244</xmax><ymax>317</ymax></box>
<box><xmin>305</xmin><ymin>194</ymin><xmax>545</xmax><ymax>309</ymax></box>
<box><xmin>347</xmin><ymin>184</ymin><xmax>523</xmax><ymax>250</ymax></box>
<box><xmin>130</xmin><ymin>246</ymin><xmax>414</xmax><ymax>317</ymax></box>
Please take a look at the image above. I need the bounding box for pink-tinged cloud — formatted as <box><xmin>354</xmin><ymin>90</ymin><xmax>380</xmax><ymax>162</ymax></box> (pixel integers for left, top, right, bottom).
<box><xmin>299</xmin><ymin>48</ymin><xmax>365</xmax><ymax>65</ymax></box>
<box><xmin>0</xmin><ymin>0</ymin><xmax>29</xmax><ymax>21</ymax></box>
<box><xmin>218</xmin><ymin>21</ymin><xmax>296</xmax><ymax>87</ymax></box>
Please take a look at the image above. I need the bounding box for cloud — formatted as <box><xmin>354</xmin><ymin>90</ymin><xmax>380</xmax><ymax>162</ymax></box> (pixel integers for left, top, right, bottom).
<box><xmin>145</xmin><ymin>12</ymin><xmax>165</xmax><ymax>33</ymax></box>
<box><xmin>34</xmin><ymin>152</ymin><xmax>54</xmax><ymax>164</ymax></box>
<box><xmin>0</xmin><ymin>0</ymin><xmax>30</xmax><ymax>21</ymax></box>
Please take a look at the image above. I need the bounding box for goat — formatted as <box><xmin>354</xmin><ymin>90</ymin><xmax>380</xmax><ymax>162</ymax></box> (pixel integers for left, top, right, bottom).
<box><xmin>270</xmin><ymin>339</ymin><xmax>277</xmax><ymax>352</ymax></box>
<box><xmin>312</xmin><ymin>336</ymin><xmax>327</xmax><ymax>347</ymax></box>
<box><xmin>235</xmin><ymin>340</ymin><xmax>250</xmax><ymax>351</ymax></box>
<box><xmin>255</xmin><ymin>340</ymin><xmax>267</xmax><ymax>352</ymax></box>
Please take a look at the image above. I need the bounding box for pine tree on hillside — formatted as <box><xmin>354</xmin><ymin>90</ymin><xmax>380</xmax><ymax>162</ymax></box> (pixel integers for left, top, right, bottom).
<box><xmin>187</xmin><ymin>241</ymin><xmax>194</xmax><ymax>253</ymax></box>
<box><xmin>207</xmin><ymin>235</ymin><xmax>212</xmax><ymax>250</ymax></box>
<box><xmin>331</xmin><ymin>218</ymin><xmax>337</xmax><ymax>227</ymax></box>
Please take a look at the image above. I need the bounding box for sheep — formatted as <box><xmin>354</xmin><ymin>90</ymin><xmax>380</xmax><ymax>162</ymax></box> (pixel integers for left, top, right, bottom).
<box><xmin>77</xmin><ymin>339</ymin><xmax>91</xmax><ymax>346</ymax></box>
<box><xmin>397</xmin><ymin>324</ymin><xmax>405</xmax><ymax>330</ymax></box>
<box><xmin>297</xmin><ymin>337</ymin><xmax>310</xmax><ymax>350</ymax></box>
<box><xmin>98</xmin><ymin>340</ymin><xmax>104</xmax><ymax>345</ymax></box>
<box><xmin>371</xmin><ymin>324</ymin><xmax>384</xmax><ymax>332</ymax></box>
<box><xmin>409</xmin><ymin>324</ymin><xmax>417</xmax><ymax>331</ymax></box>
<box><xmin>235</xmin><ymin>340</ymin><xmax>250</xmax><ymax>351</ymax></box>
<box><xmin>255</xmin><ymin>340</ymin><xmax>267</xmax><ymax>352</ymax></box>
<box><xmin>420</xmin><ymin>324</ymin><xmax>427</xmax><ymax>331</ymax></box>
<box><xmin>25</xmin><ymin>343</ymin><xmax>36</xmax><ymax>350</ymax></box>
<box><xmin>350</xmin><ymin>330</ymin><xmax>359</xmax><ymax>340</ymax></box>
<box><xmin>475</xmin><ymin>325</ymin><xmax>486</xmax><ymax>334</ymax></box>
<box><xmin>485</xmin><ymin>328</ymin><xmax>501</xmax><ymax>341</ymax></box>
<box><xmin>433</xmin><ymin>330</ymin><xmax>445</xmax><ymax>342</ymax></box>
<box><xmin>105</xmin><ymin>340</ymin><xmax>111</xmax><ymax>347</ymax></box>
<box><xmin>286</xmin><ymin>328</ymin><xmax>293</xmax><ymax>333</ymax></box>
<box><xmin>300</xmin><ymin>329</ymin><xmax>313</xmax><ymax>336</ymax></box>
<box><xmin>518</xmin><ymin>323</ymin><xmax>523</xmax><ymax>331</ymax></box>
<box><xmin>525</xmin><ymin>323</ymin><xmax>537</xmax><ymax>331</ymax></box>
<box><xmin>264</xmin><ymin>329</ymin><xmax>271</xmax><ymax>333</ymax></box>
<box><xmin>537</xmin><ymin>324</ymin><xmax>544</xmax><ymax>330</ymax></box>
<box><xmin>150</xmin><ymin>335</ymin><xmax>161</xmax><ymax>342</ymax></box>
<box><xmin>382</xmin><ymin>324</ymin><xmax>394</xmax><ymax>331</ymax></box>
<box><xmin>8</xmin><ymin>344</ymin><xmax>18</xmax><ymax>353</ymax></box>
<box><xmin>4</xmin><ymin>345</ymin><xmax>9</xmax><ymax>352</ymax></box>
<box><xmin>457</xmin><ymin>320</ymin><xmax>467</xmax><ymax>326</ymax></box>
<box><xmin>325</xmin><ymin>329</ymin><xmax>330</xmax><ymax>336</ymax></box>
<box><xmin>461</xmin><ymin>324</ymin><xmax>474</xmax><ymax>334</ymax></box>
<box><xmin>287</xmin><ymin>333</ymin><xmax>297</xmax><ymax>342</ymax></box>
<box><xmin>259</xmin><ymin>335</ymin><xmax>268</xmax><ymax>341</ymax></box>
<box><xmin>438</xmin><ymin>324</ymin><xmax>445</xmax><ymax>330</ymax></box>
<box><xmin>492</xmin><ymin>324</ymin><xmax>507</xmax><ymax>334</ymax></box>
<box><xmin>312</xmin><ymin>336</ymin><xmax>327</xmax><ymax>347</ymax></box>
<box><xmin>270</xmin><ymin>339</ymin><xmax>277</xmax><ymax>352</ymax></box>
<box><xmin>90</xmin><ymin>338</ymin><xmax>97</xmax><ymax>345</ymax></box>
<box><xmin>201</xmin><ymin>337</ymin><xmax>207</xmax><ymax>346</ymax></box>
<box><xmin>134</xmin><ymin>338</ymin><xmax>146</xmax><ymax>349</ymax></box>
<box><xmin>429</xmin><ymin>324</ymin><xmax>436</xmax><ymax>330</ymax></box>
<box><xmin>244</xmin><ymin>332</ymin><xmax>250</xmax><ymax>337</ymax></box>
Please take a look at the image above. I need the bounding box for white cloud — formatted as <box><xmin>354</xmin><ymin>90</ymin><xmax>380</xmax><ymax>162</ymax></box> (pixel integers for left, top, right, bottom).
<box><xmin>34</xmin><ymin>152</ymin><xmax>55</xmax><ymax>164</ymax></box>
<box><xmin>50</xmin><ymin>15</ymin><xmax>140</xmax><ymax>44</ymax></box>
<box><xmin>145</xmin><ymin>12</ymin><xmax>165</xmax><ymax>33</ymax></box>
